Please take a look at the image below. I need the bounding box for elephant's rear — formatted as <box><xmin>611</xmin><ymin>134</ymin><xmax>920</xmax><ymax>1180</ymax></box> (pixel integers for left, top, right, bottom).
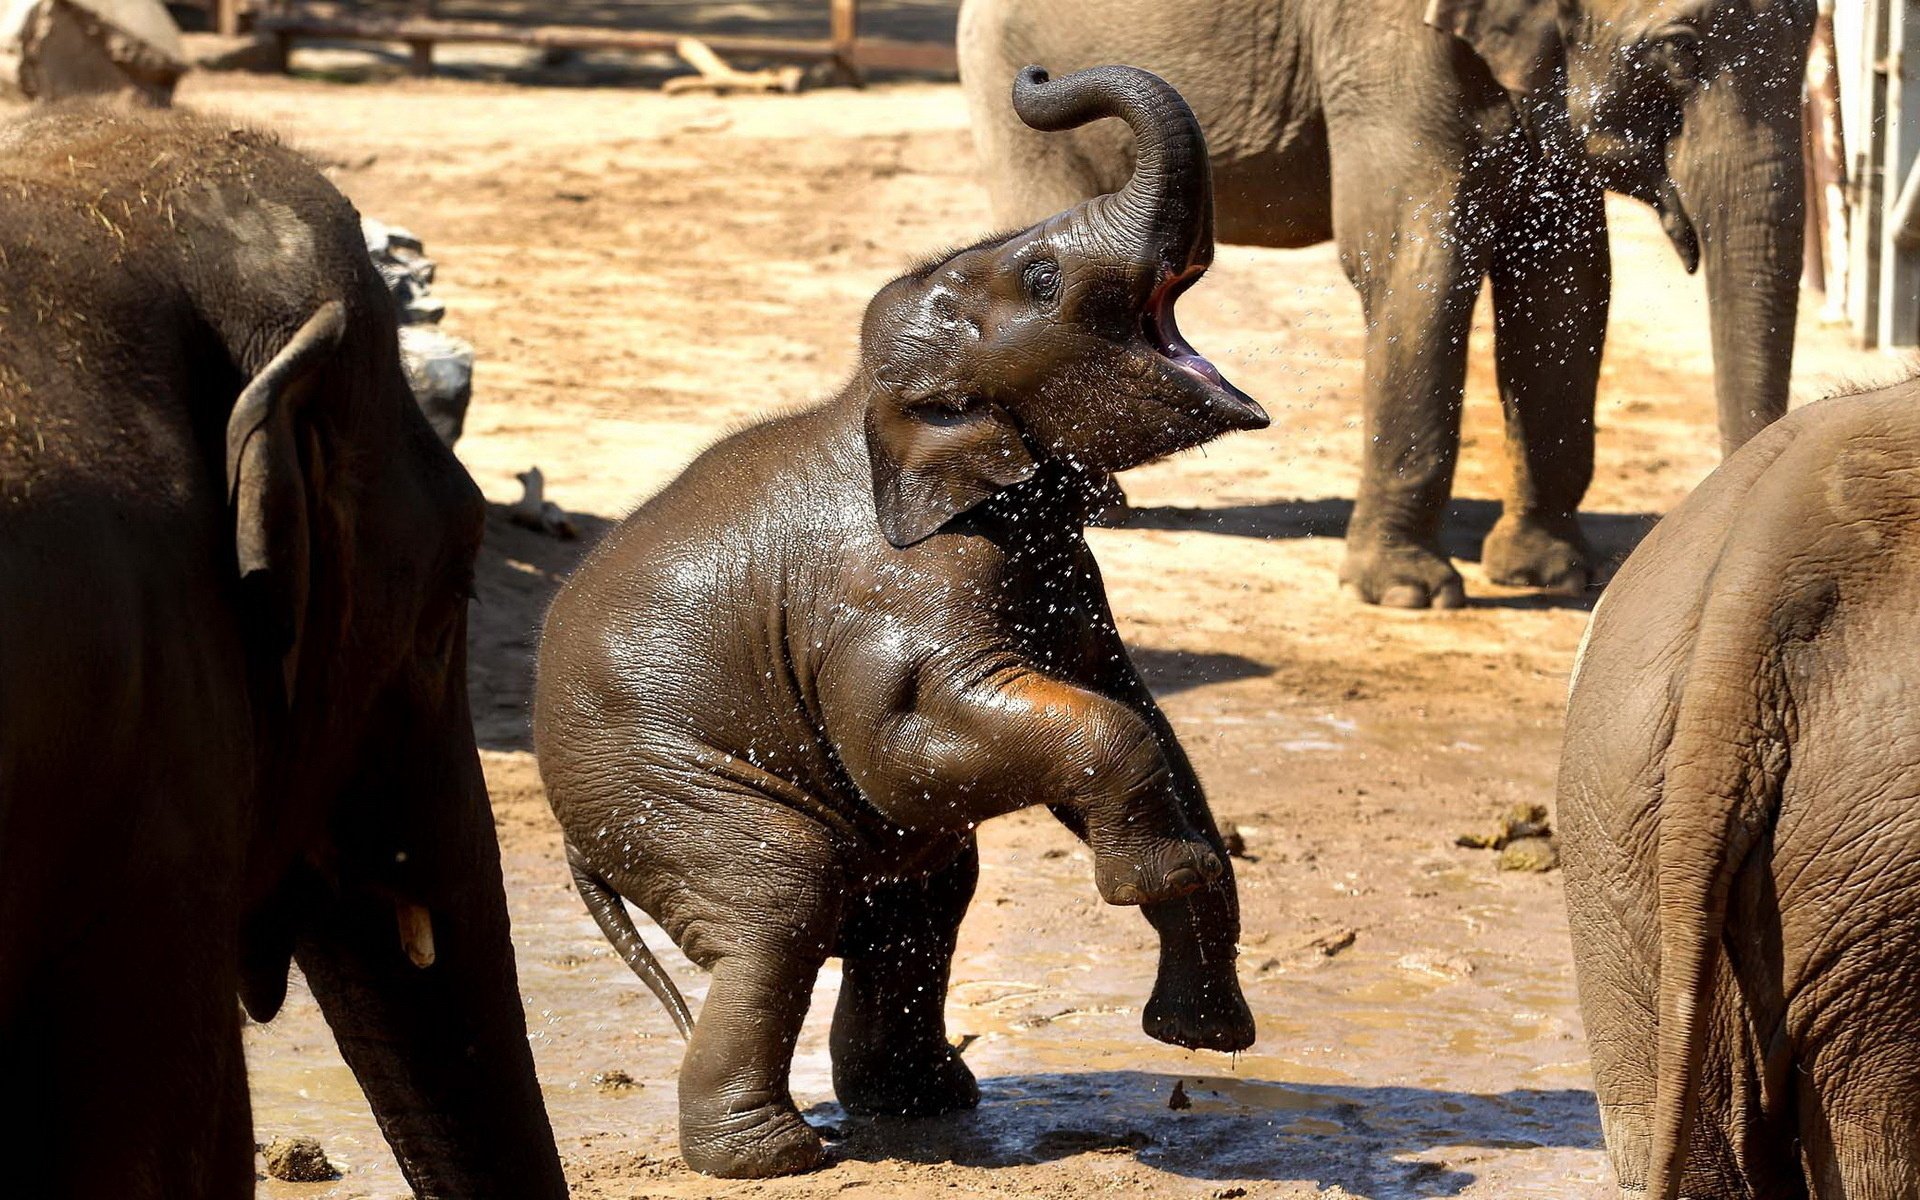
<box><xmin>1562</xmin><ymin>385</ymin><xmax>1920</xmax><ymax>1198</ymax></box>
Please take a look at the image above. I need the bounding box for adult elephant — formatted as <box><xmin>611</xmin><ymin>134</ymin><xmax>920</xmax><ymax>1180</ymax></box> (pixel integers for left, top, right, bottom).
<box><xmin>1560</xmin><ymin>382</ymin><xmax>1920</xmax><ymax>1198</ymax></box>
<box><xmin>960</xmin><ymin>0</ymin><xmax>1814</xmax><ymax>608</ymax></box>
<box><xmin>0</xmin><ymin>104</ymin><xmax>567</xmax><ymax>1198</ymax></box>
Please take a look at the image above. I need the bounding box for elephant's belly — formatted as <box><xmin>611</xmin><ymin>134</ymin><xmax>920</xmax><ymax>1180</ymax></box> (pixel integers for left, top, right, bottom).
<box><xmin>1212</xmin><ymin>139</ymin><xmax>1334</xmax><ymax>249</ymax></box>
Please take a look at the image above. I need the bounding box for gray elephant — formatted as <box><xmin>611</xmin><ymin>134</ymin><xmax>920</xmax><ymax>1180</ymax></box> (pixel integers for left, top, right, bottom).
<box><xmin>535</xmin><ymin>66</ymin><xmax>1260</xmax><ymax>1180</ymax></box>
<box><xmin>961</xmin><ymin>0</ymin><xmax>1813</xmax><ymax>608</ymax></box>
<box><xmin>1560</xmin><ymin>383</ymin><xmax>1920</xmax><ymax>1199</ymax></box>
<box><xmin>0</xmin><ymin>104</ymin><xmax>566</xmax><ymax>1198</ymax></box>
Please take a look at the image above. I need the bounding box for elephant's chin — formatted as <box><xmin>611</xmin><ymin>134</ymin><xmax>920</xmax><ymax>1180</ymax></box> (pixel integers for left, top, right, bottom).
<box><xmin>1143</xmin><ymin>972</ymin><xmax>1255</xmax><ymax>1052</ymax></box>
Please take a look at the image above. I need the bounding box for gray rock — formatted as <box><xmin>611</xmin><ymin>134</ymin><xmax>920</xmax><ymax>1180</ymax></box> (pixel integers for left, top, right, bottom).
<box><xmin>399</xmin><ymin>324</ymin><xmax>474</xmax><ymax>447</ymax></box>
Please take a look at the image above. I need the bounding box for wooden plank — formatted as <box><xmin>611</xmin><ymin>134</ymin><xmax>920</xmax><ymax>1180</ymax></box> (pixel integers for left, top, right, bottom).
<box><xmin>828</xmin><ymin>0</ymin><xmax>859</xmax><ymax>81</ymax></box>
<box><xmin>1878</xmin><ymin>0</ymin><xmax>1920</xmax><ymax>346</ymax></box>
<box><xmin>1843</xmin><ymin>0</ymin><xmax>1888</xmax><ymax>346</ymax></box>
<box><xmin>254</xmin><ymin>10</ymin><xmax>957</xmax><ymax>74</ymax></box>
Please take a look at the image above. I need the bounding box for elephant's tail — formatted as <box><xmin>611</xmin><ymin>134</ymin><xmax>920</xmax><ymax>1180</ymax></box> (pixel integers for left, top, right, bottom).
<box><xmin>567</xmin><ymin>841</ymin><xmax>695</xmax><ymax>1040</ymax></box>
<box><xmin>1644</xmin><ymin>517</ymin><xmax>1808</xmax><ymax>1200</ymax></box>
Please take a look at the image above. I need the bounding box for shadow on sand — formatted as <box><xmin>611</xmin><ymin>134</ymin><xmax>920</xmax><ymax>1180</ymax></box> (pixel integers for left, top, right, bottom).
<box><xmin>805</xmin><ymin>1070</ymin><xmax>1601</xmax><ymax>1198</ymax></box>
<box><xmin>1123</xmin><ymin>495</ymin><xmax>1663</xmax><ymax>612</ymax></box>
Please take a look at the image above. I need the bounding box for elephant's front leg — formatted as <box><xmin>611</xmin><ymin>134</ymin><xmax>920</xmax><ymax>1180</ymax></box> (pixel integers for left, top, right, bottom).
<box><xmin>678</xmin><ymin>880</ymin><xmax>842</xmax><ymax>1178</ymax></box>
<box><xmin>829</xmin><ymin>843</ymin><xmax>980</xmax><ymax>1117</ymax></box>
<box><xmin>1483</xmin><ymin>166</ymin><xmax>1609</xmax><ymax>594</ymax></box>
<box><xmin>1332</xmin><ymin>138</ymin><xmax>1498</xmax><ymax>609</ymax></box>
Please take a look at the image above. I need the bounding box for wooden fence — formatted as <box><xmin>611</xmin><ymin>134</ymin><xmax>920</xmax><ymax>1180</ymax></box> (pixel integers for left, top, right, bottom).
<box><xmin>219</xmin><ymin>0</ymin><xmax>956</xmax><ymax>80</ymax></box>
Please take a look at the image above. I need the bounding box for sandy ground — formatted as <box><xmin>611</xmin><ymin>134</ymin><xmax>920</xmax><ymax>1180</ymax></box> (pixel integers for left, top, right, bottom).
<box><xmin>138</xmin><ymin>60</ymin><xmax>1909</xmax><ymax>1199</ymax></box>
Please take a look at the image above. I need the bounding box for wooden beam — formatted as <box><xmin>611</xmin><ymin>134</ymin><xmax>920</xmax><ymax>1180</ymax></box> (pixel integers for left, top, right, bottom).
<box><xmin>252</xmin><ymin>5</ymin><xmax>957</xmax><ymax>75</ymax></box>
<box><xmin>215</xmin><ymin>0</ymin><xmax>241</xmax><ymax>38</ymax></box>
<box><xmin>829</xmin><ymin>0</ymin><xmax>857</xmax><ymax>77</ymax></box>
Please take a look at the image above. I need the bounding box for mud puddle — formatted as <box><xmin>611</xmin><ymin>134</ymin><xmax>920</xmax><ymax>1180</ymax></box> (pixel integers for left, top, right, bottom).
<box><xmin>251</xmin><ymin>696</ymin><xmax>1608</xmax><ymax>1200</ymax></box>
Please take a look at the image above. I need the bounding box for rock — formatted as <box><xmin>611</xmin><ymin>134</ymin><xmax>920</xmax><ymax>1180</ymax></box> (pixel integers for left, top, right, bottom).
<box><xmin>1307</xmin><ymin>927</ymin><xmax>1357</xmax><ymax>957</ymax></box>
<box><xmin>363</xmin><ymin>219</ymin><xmax>472</xmax><ymax>446</ymax></box>
<box><xmin>399</xmin><ymin>324</ymin><xmax>474</xmax><ymax>446</ymax></box>
<box><xmin>1221</xmin><ymin>822</ymin><xmax>1249</xmax><ymax>858</ymax></box>
<box><xmin>261</xmin><ymin>1135</ymin><xmax>337</xmax><ymax>1182</ymax></box>
<box><xmin>1456</xmin><ymin>802</ymin><xmax>1552</xmax><ymax>851</ymax></box>
<box><xmin>1168</xmin><ymin>1080</ymin><xmax>1191</xmax><ymax>1110</ymax></box>
<box><xmin>1498</xmin><ymin>836</ymin><xmax>1560</xmax><ymax>873</ymax></box>
<box><xmin>4</xmin><ymin>0</ymin><xmax>184</xmax><ymax>104</ymax></box>
<box><xmin>507</xmin><ymin>467</ymin><xmax>579</xmax><ymax>540</ymax></box>
<box><xmin>591</xmin><ymin>1069</ymin><xmax>641</xmax><ymax>1093</ymax></box>
<box><xmin>1396</xmin><ymin>951</ymin><xmax>1475</xmax><ymax>980</ymax></box>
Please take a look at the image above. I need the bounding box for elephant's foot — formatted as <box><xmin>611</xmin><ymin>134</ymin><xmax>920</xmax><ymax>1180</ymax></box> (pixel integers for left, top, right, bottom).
<box><xmin>1091</xmin><ymin>832</ymin><xmax>1223</xmax><ymax>906</ymax></box>
<box><xmin>1144</xmin><ymin>962</ymin><xmax>1255</xmax><ymax>1053</ymax></box>
<box><xmin>679</xmin><ymin>1094</ymin><xmax>826</xmax><ymax>1178</ymax></box>
<box><xmin>836</xmin><ymin>1041</ymin><xmax>979</xmax><ymax>1117</ymax></box>
<box><xmin>1339</xmin><ymin>536</ymin><xmax>1466</xmax><ymax>610</ymax></box>
<box><xmin>1482</xmin><ymin>512</ymin><xmax>1595</xmax><ymax>595</ymax></box>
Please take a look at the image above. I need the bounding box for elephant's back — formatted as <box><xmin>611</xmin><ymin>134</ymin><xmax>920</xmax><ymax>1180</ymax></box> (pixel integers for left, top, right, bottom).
<box><xmin>531</xmin><ymin>401</ymin><xmax>872</xmax><ymax>812</ymax></box>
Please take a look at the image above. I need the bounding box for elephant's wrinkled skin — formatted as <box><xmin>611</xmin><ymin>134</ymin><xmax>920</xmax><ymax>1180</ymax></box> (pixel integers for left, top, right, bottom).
<box><xmin>961</xmin><ymin>0</ymin><xmax>1813</xmax><ymax>608</ymax></box>
<box><xmin>535</xmin><ymin>66</ymin><xmax>1261</xmax><ymax>1180</ymax></box>
<box><xmin>1561</xmin><ymin>384</ymin><xmax>1920</xmax><ymax>1199</ymax></box>
<box><xmin>0</xmin><ymin>105</ymin><xmax>566</xmax><ymax>1199</ymax></box>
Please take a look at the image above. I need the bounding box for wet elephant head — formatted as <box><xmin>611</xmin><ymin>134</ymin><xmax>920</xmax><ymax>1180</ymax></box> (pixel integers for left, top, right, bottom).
<box><xmin>215</xmin><ymin>215</ymin><xmax>565</xmax><ymax>1199</ymax></box>
<box><xmin>862</xmin><ymin>64</ymin><xmax>1268</xmax><ymax>547</ymax></box>
<box><xmin>1426</xmin><ymin>0</ymin><xmax>1814</xmax><ymax>452</ymax></box>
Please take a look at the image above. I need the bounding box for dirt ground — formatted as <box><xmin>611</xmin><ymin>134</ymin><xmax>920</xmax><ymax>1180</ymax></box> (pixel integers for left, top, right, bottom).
<box><xmin>147</xmin><ymin>57</ymin><xmax>1907</xmax><ymax>1199</ymax></box>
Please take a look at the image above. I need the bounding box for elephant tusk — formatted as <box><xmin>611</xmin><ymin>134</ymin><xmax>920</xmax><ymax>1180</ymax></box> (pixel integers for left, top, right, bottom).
<box><xmin>396</xmin><ymin>902</ymin><xmax>436</xmax><ymax>968</ymax></box>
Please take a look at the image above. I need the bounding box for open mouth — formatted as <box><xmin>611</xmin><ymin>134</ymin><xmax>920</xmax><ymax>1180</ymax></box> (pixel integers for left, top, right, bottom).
<box><xmin>1143</xmin><ymin>266</ymin><xmax>1270</xmax><ymax>430</ymax></box>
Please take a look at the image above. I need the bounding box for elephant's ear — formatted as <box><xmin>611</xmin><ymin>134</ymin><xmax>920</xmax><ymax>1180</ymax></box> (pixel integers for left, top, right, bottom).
<box><xmin>866</xmin><ymin>394</ymin><xmax>1038</xmax><ymax>547</ymax></box>
<box><xmin>226</xmin><ymin>301</ymin><xmax>346</xmax><ymax>707</ymax></box>
<box><xmin>1425</xmin><ymin>0</ymin><xmax>1561</xmax><ymax>96</ymax></box>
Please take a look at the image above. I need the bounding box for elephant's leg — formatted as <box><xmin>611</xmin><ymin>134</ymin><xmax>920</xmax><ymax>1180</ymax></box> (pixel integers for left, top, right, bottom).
<box><xmin>677</xmin><ymin>878</ymin><xmax>840</xmax><ymax>1178</ymax></box>
<box><xmin>829</xmin><ymin>843</ymin><xmax>980</xmax><ymax>1117</ymax></box>
<box><xmin>33</xmin><ymin>921</ymin><xmax>254</xmax><ymax>1197</ymax></box>
<box><xmin>1483</xmin><ymin>170</ymin><xmax>1609</xmax><ymax>594</ymax></box>
<box><xmin>1330</xmin><ymin>141</ymin><xmax>1496</xmax><ymax>609</ymax></box>
<box><xmin>1799</xmin><ymin>1055</ymin><xmax>1920</xmax><ymax>1199</ymax></box>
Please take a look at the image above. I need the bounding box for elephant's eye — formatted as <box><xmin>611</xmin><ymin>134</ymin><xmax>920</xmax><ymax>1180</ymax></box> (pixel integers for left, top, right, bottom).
<box><xmin>1648</xmin><ymin>31</ymin><xmax>1702</xmax><ymax>87</ymax></box>
<box><xmin>1022</xmin><ymin>258</ymin><xmax>1062</xmax><ymax>306</ymax></box>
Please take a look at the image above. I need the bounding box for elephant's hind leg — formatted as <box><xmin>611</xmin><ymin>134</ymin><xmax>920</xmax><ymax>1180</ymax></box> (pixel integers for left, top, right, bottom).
<box><xmin>670</xmin><ymin>818</ymin><xmax>846</xmax><ymax>1179</ymax></box>
<box><xmin>829</xmin><ymin>842</ymin><xmax>981</xmax><ymax>1118</ymax></box>
<box><xmin>1799</xmin><ymin>1067</ymin><xmax>1920</xmax><ymax>1199</ymax></box>
<box><xmin>1482</xmin><ymin>160</ymin><xmax>1609</xmax><ymax>595</ymax></box>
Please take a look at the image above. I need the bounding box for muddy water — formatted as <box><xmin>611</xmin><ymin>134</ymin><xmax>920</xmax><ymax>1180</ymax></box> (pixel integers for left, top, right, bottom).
<box><xmin>250</xmin><ymin>692</ymin><xmax>1610</xmax><ymax>1200</ymax></box>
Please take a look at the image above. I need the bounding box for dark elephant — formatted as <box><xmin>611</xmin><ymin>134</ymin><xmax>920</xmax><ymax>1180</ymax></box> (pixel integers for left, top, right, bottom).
<box><xmin>1561</xmin><ymin>383</ymin><xmax>1920</xmax><ymax>1198</ymax></box>
<box><xmin>535</xmin><ymin>66</ymin><xmax>1261</xmax><ymax>1180</ymax></box>
<box><xmin>961</xmin><ymin>0</ymin><xmax>1813</xmax><ymax>608</ymax></box>
<box><xmin>0</xmin><ymin>104</ymin><xmax>567</xmax><ymax>1199</ymax></box>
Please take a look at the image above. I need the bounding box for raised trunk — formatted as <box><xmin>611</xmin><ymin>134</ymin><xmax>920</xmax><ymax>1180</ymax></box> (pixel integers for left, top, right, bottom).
<box><xmin>1668</xmin><ymin>35</ymin><xmax>1809</xmax><ymax>456</ymax></box>
<box><xmin>297</xmin><ymin>740</ymin><xmax>567</xmax><ymax>1199</ymax></box>
<box><xmin>1010</xmin><ymin>63</ymin><xmax>1214</xmax><ymax>273</ymax></box>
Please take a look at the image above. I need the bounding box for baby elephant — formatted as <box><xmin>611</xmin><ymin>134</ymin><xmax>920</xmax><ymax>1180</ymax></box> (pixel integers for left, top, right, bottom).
<box><xmin>535</xmin><ymin>64</ymin><xmax>1264</xmax><ymax>1179</ymax></box>
<box><xmin>1561</xmin><ymin>383</ymin><xmax>1920</xmax><ymax>1200</ymax></box>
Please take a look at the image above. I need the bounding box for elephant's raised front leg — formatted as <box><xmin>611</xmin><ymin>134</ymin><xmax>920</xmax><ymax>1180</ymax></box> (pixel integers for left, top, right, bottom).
<box><xmin>1331</xmin><ymin>127</ymin><xmax>1497</xmax><ymax>609</ymax></box>
<box><xmin>830</xmin><ymin>843</ymin><xmax>981</xmax><ymax>1117</ymax></box>
<box><xmin>1484</xmin><ymin>163</ymin><xmax>1608</xmax><ymax>594</ymax></box>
